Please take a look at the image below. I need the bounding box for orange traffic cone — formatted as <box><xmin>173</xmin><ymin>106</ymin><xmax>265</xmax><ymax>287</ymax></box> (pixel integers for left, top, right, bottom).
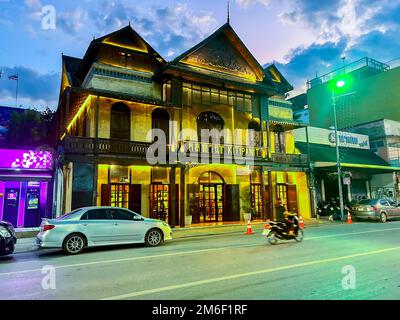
<box><xmin>347</xmin><ymin>211</ymin><xmax>353</xmax><ymax>224</ymax></box>
<box><xmin>299</xmin><ymin>215</ymin><xmax>305</xmax><ymax>229</ymax></box>
<box><xmin>245</xmin><ymin>220</ymin><xmax>254</xmax><ymax>235</ymax></box>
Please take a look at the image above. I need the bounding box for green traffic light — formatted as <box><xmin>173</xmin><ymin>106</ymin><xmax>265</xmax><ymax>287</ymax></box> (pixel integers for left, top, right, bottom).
<box><xmin>336</xmin><ymin>80</ymin><xmax>346</xmax><ymax>88</ymax></box>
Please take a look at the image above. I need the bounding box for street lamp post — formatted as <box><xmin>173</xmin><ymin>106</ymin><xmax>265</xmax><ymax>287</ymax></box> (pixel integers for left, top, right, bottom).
<box><xmin>332</xmin><ymin>80</ymin><xmax>346</xmax><ymax>220</ymax></box>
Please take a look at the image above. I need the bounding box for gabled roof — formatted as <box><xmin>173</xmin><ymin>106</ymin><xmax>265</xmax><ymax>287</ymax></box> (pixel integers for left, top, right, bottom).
<box><xmin>264</xmin><ymin>64</ymin><xmax>293</xmax><ymax>93</ymax></box>
<box><xmin>62</xmin><ymin>55</ymin><xmax>82</xmax><ymax>87</ymax></box>
<box><xmin>167</xmin><ymin>23</ymin><xmax>266</xmax><ymax>82</ymax></box>
<box><xmin>77</xmin><ymin>25</ymin><xmax>166</xmax><ymax>80</ymax></box>
<box><xmin>93</xmin><ymin>25</ymin><xmax>165</xmax><ymax>63</ymax></box>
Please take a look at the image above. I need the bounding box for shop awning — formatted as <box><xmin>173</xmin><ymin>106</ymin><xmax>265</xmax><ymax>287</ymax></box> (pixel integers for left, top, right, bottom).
<box><xmin>295</xmin><ymin>142</ymin><xmax>400</xmax><ymax>173</ymax></box>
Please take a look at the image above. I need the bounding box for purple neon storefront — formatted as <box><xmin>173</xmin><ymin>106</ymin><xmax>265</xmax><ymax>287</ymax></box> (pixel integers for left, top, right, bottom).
<box><xmin>0</xmin><ymin>149</ymin><xmax>54</xmax><ymax>228</ymax></box>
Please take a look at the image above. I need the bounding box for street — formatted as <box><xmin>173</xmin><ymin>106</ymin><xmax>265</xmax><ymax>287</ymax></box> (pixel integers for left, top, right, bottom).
<box><xmin>1</xmin><ymin>221</ymin><xmax>400</xmax><ymax>300</ymax></box>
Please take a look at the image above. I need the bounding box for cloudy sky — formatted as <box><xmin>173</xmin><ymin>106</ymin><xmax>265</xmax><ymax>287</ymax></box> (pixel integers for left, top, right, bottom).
<box><xmin>0</xmin><ymin>0</ymin><xmax>399</xmax><ymax>110</ymax></box>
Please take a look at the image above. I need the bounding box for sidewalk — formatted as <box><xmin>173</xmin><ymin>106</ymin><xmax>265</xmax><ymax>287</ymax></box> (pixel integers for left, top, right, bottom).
<box><xmin>13</xmin><ymin>218</ymin><xmax>327</xmax><ymax>254</ymax></box>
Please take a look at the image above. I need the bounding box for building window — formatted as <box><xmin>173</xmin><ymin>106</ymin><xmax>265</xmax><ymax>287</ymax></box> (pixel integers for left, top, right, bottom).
<box><xmin>182</xmin><ymin>82</ymin><xmax>252</xmax><ymax>112</ymax></box>
<box><xmin>250</xmin><ymin>168</ymin><xmax>262</xmax><ymax>219</ymax></box>
<box><xmin>150</xmin><ymin>184</ymin><xmax>169</xmax><ymax>221</ymax></box>
<box><xmin>110</xmin><ymin>166</ymin><xmax>130</xmax><ymax>183</ymax></box>
<box><xmin>197</xmin><ymin>111</ymin><xmax>225</xmax><ymax>143</ymax></box>
<box><xmin>273</xmin><ymin>125</ymin><xmax>285</xmax><ymax>153</ymax></box>
<box><xmin>276</xmin><ymin>183</ymin><xmax>288</xmax><ymax>210</ymax></box>
<box><xmin>110</xmin><ymin>103</ymin><xmax>130</xmax><ymax>141</ymax></box>
<box><xmin>163</xmin><ymin>80</ymin><xmax>172</xmax><ymax>103</ymax></box>
<box><xmin>110</xmin><ymin>184</ymin><xmax>129</xmax><ymax>208</ymax></box>
<box><xmin>152</xmin><ymin>108</ymin><xmax>170</xmax><ymax>143</ymax></box>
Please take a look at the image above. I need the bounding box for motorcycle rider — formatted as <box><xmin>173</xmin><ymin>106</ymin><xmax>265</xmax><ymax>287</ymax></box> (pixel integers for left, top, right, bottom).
<box><xmin>275</xmin><ymin>199</ymin><xmax>297</xmax><ymax>235</ymax></box>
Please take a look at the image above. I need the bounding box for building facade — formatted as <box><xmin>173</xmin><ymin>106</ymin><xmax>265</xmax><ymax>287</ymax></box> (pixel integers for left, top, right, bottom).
<box><xmin>294</xmin><ymin>127</ymin><xmax>400</xmax><ymax>205</ymax></box>
<box><xmin>54</xmin><ymin>24</ymin><xmax>311</xmax><ymax>227</ymax></box>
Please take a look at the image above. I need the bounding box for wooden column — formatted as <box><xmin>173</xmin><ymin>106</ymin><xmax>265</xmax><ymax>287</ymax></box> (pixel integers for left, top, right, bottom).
<box><xmin>180</xmin><ymin>167</ymin><xmax>185</xmax><ymax>228</ymax></box>
<box><xmin>268</xmin><ymin>171</ymin><xmax>273</xmax><ymax>220</ymax></box>
<box><xmin>170</xmin><ymin>166</ymin><xmax>176</xmax><ymax>228</ymax></box>
<box><xmin>260</xmin><ymin>166</ymin><xmax>267</xmax><ymax>221</ymax></box>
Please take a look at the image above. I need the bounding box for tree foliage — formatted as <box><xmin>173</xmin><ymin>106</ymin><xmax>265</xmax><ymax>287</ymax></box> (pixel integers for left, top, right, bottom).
<box><xmin>5</xmin><ymin>107</ymin><xmax>55</xmax><ymax>149</ymax></box>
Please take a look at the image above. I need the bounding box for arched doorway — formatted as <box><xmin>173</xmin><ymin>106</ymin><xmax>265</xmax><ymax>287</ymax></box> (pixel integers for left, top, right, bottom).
<box><xmin>197</xmin><ymin>111</ymin><xmax>225</xmax><ymax>143</ymax></box>
<box><xmin>198</xmin><ymin>171</ymin><xmax>225</xmax><ymax>223</ymax></box>
<box><xmin>110</xmin><ymin>103</ymin><xmax>130</xmax><ymax>141</ymax></box>
<box><xmin>152</xmin><ymin>108</ymin><xmax>170</xmax><ymax>143</ymax></box>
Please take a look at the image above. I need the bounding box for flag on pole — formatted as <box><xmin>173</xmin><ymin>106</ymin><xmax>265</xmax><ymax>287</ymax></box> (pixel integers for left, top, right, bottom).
<box><xmin>8</xmin><ymin>75</ymin><xmax>18</xmax><ymax>81</ymax></box>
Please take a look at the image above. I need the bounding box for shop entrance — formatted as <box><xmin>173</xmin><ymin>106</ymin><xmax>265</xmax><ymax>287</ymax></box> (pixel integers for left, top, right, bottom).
<box><xmin>198</xmin><ymin>172</ymin><xmax>225</xmax><ymax>223</ymax></box>
<box><xmin>150</xmin><ymin>184</ymin><xmax>169</xmax><ymax>222</ymax></box>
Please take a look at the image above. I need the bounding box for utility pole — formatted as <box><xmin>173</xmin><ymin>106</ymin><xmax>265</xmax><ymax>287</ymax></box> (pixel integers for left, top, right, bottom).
<box><xmin>332</xmin><ymin>89</ymin><xmax>345</xmax><ymax>220</ymax></box>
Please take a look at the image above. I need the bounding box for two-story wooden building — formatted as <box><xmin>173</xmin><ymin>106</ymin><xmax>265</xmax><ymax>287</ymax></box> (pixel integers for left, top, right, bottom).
<box><xmin>54</xmin><ymin>23</ymin><xmax>311</xmax><ymax>227</ymax></box>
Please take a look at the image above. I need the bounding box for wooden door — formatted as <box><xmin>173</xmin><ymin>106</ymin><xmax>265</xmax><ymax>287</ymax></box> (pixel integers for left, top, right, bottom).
<box><xmin>188</xmin><ymin>184</ymin><xmax>200</xmax><ymax>223</ymax></box>
<box><xmin>287</xmin><ymin>185</ymin><xmax>298</xmax><ymax>214</ymax></box>
<box><xmin>101</xmin><ymin>184</ymin><xmax>111</xmax><ymax>206</ymax></box>
<box><xmin>224</xmin><ymin>185</ymin><xmax>240</xmax><ymax>222</ymax></box>
<box><xmin>129</xmin><ymin>184</ymin><xmax>142</xmax><ymax>214</ymax></box>
<box><xmin>264</xmin><ymin>185</ymin><xmax>272</xmax><ymax>220</ymax></box>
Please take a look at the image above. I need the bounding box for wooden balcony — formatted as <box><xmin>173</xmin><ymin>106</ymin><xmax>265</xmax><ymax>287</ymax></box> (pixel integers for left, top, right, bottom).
<box><xmin>62</xmin><ymin>136</ymin><xmax>309</xmax><ymax>166</ymax></box>
<box><xmin>63</xmin><ymin>136</ymin><xmax>151</xmax><ymax>158</ymax></box>
<box><xmin>271</xmin><ymin>153</ymin><xmax>309</xmax><ymax>166</ymax></box>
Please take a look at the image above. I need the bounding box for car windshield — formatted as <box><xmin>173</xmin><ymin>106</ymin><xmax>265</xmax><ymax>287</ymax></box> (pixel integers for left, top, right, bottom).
<box><xmin>57</xmin><ymin>209</ymin><xmax>83</xmax><ymax>220</ymax></box>
<box><xmin>358</xmin><ymin>199</ymin><xmax>378</xmax><ymax>205</ymax></box>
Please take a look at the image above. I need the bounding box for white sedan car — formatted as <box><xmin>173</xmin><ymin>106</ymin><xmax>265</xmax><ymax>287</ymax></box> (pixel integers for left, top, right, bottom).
<box><xmin>36</xmin><ymin>207</ymin><xmax>173</xmax><ymax>255</ymax></box>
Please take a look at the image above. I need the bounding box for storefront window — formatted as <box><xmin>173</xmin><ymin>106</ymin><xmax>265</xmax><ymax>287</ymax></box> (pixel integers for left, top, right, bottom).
<box><xmin>276</xmin><ymin>183</ymin><xmax>288</xmax><ymax>210</ymax></box>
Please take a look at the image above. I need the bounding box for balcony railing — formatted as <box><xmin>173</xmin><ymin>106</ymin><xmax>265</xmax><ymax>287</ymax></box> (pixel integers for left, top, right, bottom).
<box><xmin>63</xmin><ymin>136</ymin><xmax>309</xmax><ymax>166</ymax></box>
<box><xmin>63</xmin><ymin>136</ymin><xmax>152</xmax><ymax>157</ymax></box>
<box><xmin>271</xmin><ymin>153</ymin><xmax>309</xmax><ymax>166</ymax></box>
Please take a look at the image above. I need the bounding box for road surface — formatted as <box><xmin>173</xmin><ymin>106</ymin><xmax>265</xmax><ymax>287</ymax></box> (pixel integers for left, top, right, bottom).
<box><xmin>1</xmin><ymin>221</ymin><xmax>400</xmax><ymax>300</ymax></box>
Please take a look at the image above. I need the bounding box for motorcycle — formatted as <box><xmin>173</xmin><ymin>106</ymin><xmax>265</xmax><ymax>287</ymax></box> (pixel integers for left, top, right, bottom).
<box><xmin>263</xmin><ymin>215</ymin><xmax>304</xmax><ymax>245</ymax></box>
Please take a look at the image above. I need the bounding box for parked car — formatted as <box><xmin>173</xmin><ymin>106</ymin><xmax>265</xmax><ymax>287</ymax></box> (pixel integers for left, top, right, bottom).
<box><xmin>351</xmin><ymin>198</ymin><xmax>400</xmax><ymax>222</ymax></box>
<box><xmin>36</xmin><ymin>207</ymin><xmax>173</xmax><ymax>255</ymax></box>
<box><xmin>0</xmin><ymin>221</ymin><xmax>17</xmax><ymax>256</ymax></box>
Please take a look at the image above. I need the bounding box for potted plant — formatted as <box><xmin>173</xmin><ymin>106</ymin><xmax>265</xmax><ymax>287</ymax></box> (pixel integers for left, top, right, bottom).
<box><xmin>241</xmin><ymin>188</ymin><xmax>255</xmax><ymax>221</ymax></box>
<box><xmin>185</xmin><ymin>208</ymin><xmax>193</xmax><ymax>227</ymax></box>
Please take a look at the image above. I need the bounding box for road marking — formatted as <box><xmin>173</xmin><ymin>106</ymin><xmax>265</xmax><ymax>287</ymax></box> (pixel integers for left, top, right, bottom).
<box><xmin>0</xmin><ymin>244</ymin><xmax>256</xmax><ymax>277</ymax></box>
<box><xmin>3</xmin><ymin>226</ymin><xmax>400</xmax><ymax>277</ymax></box>
<box><xmin>306</xmin><ymin>227</ymin><xmax>400</xmax><ymax>240</ymax></box>
<box><xmin>101</xmin><ymin>246</ymin><xmax>400</xmax><ymax>300</ymax></box>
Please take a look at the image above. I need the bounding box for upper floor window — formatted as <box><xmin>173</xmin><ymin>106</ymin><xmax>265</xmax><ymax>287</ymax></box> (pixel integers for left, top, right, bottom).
<box><xmin>152</xmin><ymin>108</ymin><xmax>170</xmax><ymax>143</ymax></box>
<box><xmin>163</xmin><ymin>80</ymin><xmax>172</xmax><ymax>103</ymax></box>
<box><xmin>273</xmin><ymin>125</ymin><xmax>285</xmax><ymax>154</ymax></box>
<box><xmin>197</xmin><ymin>111</ymin><xmax>225</xmax><ymax>143</ymax></box>
<box><xmin>110</xmin><ymin>103</ymin><xmax>130</xmax><ymax>141</ymax></box>
<box><xmin>183</xmin><ymin>82</ymin><xmax>252</xmax><ymax>112</ymax></box>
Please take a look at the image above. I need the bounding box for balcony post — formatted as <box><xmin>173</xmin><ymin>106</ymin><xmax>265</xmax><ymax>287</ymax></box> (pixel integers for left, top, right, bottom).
<box><xmin>170</xmin><ymin>166</ymin><xmax>176</xmax><ymax>228</ymax></box>
<box><xmin>94</xmin><ymin>96</ymin><xmax>100</xmax><ymax>154</ymax></box>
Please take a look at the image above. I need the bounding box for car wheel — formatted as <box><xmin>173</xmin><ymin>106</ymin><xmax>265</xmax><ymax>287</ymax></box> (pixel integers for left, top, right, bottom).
<box><xmin>145</xmin><ymin>229</ymin><xmax>163</xmax><ymax>247</ymax></box>
<box><xmin>380</xmin><ymin>213</ymin><xmax>388</xmax><ymax>223</ymax></box>
<box><xmin>63</xmin><ymin>234</ymin><xmax>86</xmax><ymax>255</ymax></box>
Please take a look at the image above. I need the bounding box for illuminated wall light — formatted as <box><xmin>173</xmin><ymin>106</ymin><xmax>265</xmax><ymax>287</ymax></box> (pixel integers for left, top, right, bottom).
<box><xmin>103</xmin><ymin>40</ymin><xmax>149</xmax><ymax>54</ymax></box>
<box><xmin>182</xmin><ymin>61</ymin><xmax>259</xmax><ymax>82</ymax></box>
<box><xmin>66</xmin><ymin>96</ymin><xmax>92</xmax><ymax>132</ymax></box>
